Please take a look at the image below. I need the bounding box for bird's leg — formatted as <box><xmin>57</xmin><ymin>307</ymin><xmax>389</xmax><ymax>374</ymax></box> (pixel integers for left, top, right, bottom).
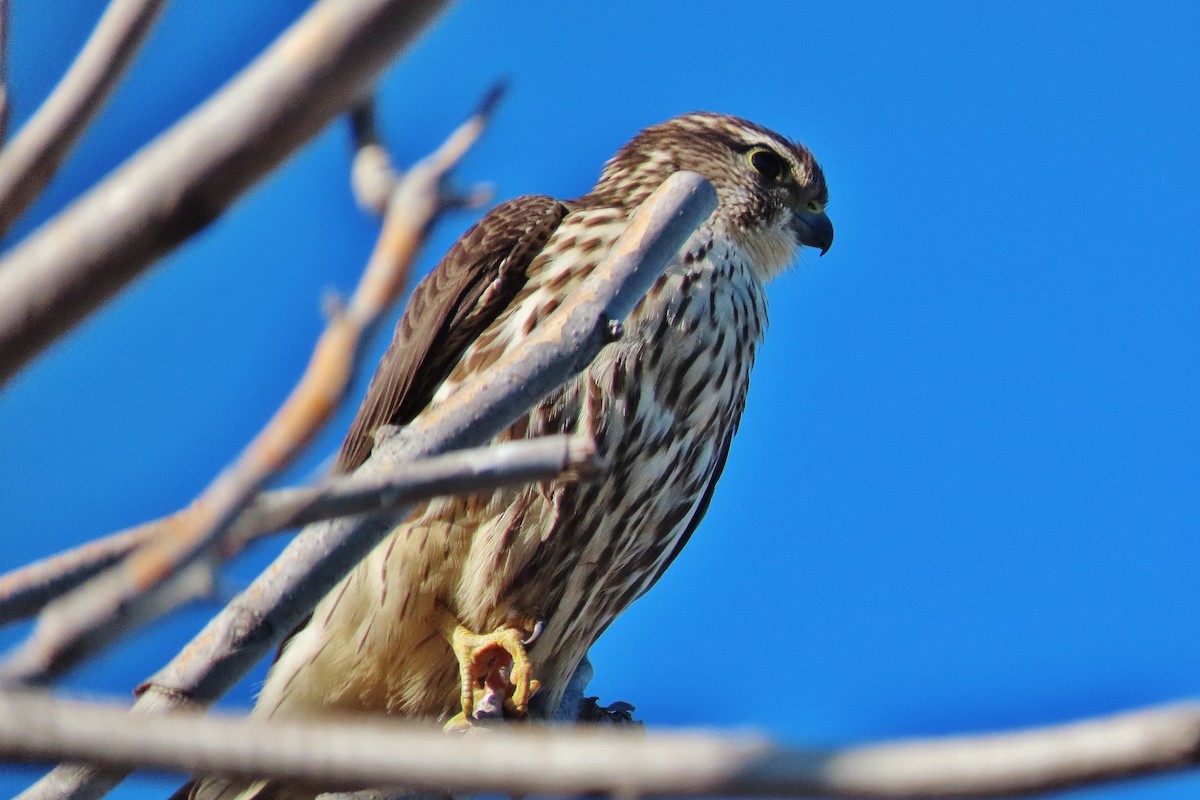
<box><xmin>435</xmin><ymin>606</ymin><xmax>541</xmax><ymax>731</ymax></box>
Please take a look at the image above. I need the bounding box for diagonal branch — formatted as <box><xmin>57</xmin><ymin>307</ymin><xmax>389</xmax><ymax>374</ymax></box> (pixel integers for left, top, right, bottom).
<box><xmin>0</xmin><ymin>0</ymin><xmax>169</xmax><ymax>235</ymax></box>
<box><xmin>0</xmin><ymin>0</ymin><xmax>453</xmax><ymax>386</ymax></box>
<box><xmin>0</xmin><ymin>435</ymin><xmax>598</xmax><ymax>626</ymax></box>
<box><xmin>3</xmin><ymin>692</ymin><xmax>1200</xmax><ymax>798</ymax></box>
<box><xmin>0</xmin><ymin>95</ymin><xmax>495</xmax><ymax>687</ymax></box>
<box><xmin>0</xmin><ymin>529</ymin><xmax>146</xmax><ymax>628</ymax></box>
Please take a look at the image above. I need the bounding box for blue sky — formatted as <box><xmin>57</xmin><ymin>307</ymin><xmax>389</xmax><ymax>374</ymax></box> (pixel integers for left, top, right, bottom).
<box><xmin>2</xmin><ymin>2</ymin><xmax>1199</xmax><ymax>798</ymax></box>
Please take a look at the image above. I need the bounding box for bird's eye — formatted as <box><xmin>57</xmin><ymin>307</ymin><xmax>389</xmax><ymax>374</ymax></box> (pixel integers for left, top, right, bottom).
<box><xmin>747</xmin><ymin>147</ymin><xmax>790</xmax><ymax>183</ymax></box>
<box><xmin>806</xmin><ymin>200</ymin><xmax>824</xmax><ymax>214</ymax></box>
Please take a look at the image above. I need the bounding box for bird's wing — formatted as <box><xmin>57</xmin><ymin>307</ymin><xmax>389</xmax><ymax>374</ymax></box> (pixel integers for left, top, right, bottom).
<box><xmin>334</xmin><ymin>194</ymin><xmax>569</xmax><ymax>473</ymax></box>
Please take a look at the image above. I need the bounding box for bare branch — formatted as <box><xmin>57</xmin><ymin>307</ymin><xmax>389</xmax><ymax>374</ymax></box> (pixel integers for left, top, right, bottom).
<box><xmin>0</xmin><ymin>0</ymin><xmax>168</xmax><ymax>234</ymax></box>
<box><xmin>0</xmin><ymin>435</ymin><xmax>598</xmax><ymax>626</ymax></box>
<box><xmin>237</xmin><ymin>433</ymin><xmax>599</xmax><ymax>545</ymax></box>
<box><xmin>0</xmin><ymin>528</ymin><xmax>150</xmax><ymax>626</ymax></box>
<box><xmin>0</xmin><ymin>96</ymin><xmax>493</xmax><ymax>686</ymax></box>
<box><xmin>3</xmin><ymin>692</ymin><xmax>1200</xmax><ymax>798</ymax></box>
<box><xmin>0</xmin><ymin>0</ymin><xmax>453</xmax><ymax>387</ymax></box>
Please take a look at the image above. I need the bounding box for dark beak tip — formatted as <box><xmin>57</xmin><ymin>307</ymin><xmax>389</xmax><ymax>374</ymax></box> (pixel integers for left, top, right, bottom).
<box><xmin>814</xmin><ymin>220</ymin><xmax>834</xmax><ymax>256</ymax></box>
<box><xmin>819</xmin><ymin>233</ymin><xmax>833</xmax><ymax>257</ymax></box>
<box><xmin>793</xmin><ymin>209</ymin><xmax>834</xmax><ymax>257</ymax></box>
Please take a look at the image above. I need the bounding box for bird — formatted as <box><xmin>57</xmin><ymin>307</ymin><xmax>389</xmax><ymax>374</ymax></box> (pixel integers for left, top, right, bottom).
<box><xmin>192</xmin><ymin>111</ymin><xmax>832</xmax><ymax>799</ymax></box>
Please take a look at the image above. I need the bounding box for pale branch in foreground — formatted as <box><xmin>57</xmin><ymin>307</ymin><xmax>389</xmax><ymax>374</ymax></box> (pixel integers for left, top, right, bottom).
<box><xmin>0</xmin><ymin>93</ymin><xmax>495</xmax><ymax>688</ymax></box>
<box><xmin>0</xmin><ymin>0</ymin><xmax>169</xmax><ymax>235</ymax></box>
<box><xmin>18</xmin><ymin>172</ymin><xmax>718</xmax><ymax>800</ymax></box>
<box><xmin>0</xmin><ymin>0</ymin><xmax>452</xmax><ymax>386</ymax></box>
<box><xmin>0</xmin><ymin>435</ymin><xmax>598</xmax><ymax>625</ymax></box>
<box><xmin>4</xmin><ymin>692</ymin><xmax>1200</xmax><ymax>798</ymax></box>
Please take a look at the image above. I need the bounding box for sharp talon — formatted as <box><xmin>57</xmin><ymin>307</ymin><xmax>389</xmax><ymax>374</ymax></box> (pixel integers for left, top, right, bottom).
<box><xmin>523</xmin><ymin>619</ymin><xmax>545</xmax><ymax>646</ymax></box>
<box><xmin>436</xmin><ymin>606</ymin><xmax>539</xmax><ymax>725</ymax></box>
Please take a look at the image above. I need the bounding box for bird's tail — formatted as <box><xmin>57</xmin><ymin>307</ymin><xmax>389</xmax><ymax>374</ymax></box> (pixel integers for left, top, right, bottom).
<box><xmin>179</xmin><ymin>777</ymin><xmax>290</xmax><ymax>800</ymax></box>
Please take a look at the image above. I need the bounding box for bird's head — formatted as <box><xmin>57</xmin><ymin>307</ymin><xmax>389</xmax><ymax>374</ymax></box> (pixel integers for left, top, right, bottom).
<box><xmin>587</xmin><ymin>112</ymin><xmax>833</xmax><ymax>281</ymax></box>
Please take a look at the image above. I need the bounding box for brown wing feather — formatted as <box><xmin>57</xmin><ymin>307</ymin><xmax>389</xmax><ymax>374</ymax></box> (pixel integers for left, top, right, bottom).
<box><xmin>334</xmin><ymin>195</ymin><xmax>569</xmax><ymax>473</ymax></box>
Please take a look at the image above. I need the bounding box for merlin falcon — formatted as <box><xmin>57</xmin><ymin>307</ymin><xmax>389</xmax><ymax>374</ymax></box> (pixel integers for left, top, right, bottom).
<box><xmin>194</xmin><ymin>112</ymin><xmax>832</xmax><ymax>799</ymax></box>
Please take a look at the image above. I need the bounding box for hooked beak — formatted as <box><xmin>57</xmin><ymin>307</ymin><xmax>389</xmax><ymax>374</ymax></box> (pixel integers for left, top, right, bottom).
<box><xmin>791</xmin><ymin>207</ymin><xmax>834</xmax><ymax>255</ymax></box>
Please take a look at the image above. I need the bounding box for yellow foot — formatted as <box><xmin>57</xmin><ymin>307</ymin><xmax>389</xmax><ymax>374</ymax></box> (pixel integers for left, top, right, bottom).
<box><xmin>436</xmin><ymin>607</ymin><xmax>541</xmax><ymax>729</ymax></box>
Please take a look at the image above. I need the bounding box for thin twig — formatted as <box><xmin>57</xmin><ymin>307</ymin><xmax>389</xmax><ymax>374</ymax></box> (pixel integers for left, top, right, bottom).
<box><xmin>0</xmin><ymin>96</ymin><xmax>496</xmax><ymax>687</ymax></box>
<box><xmin>0</xmin><ymin>435</ymin><xmax>598</xmax><ymax>625</ymax></box>
<box><xmin>0</xmin><ymin>0</ymin><xmax>168</xmax><ymax>235</ymax></box>
<box><xmin>4</xmin><ymin>692</ymin><xmax>1200</xmax><ymax>798</ymax></box>
<box><xmin>14</xmin><ymin>172</ymin><xmax>716</xmax><ymax>800</ymax></box>
<box><xmin>0</xmin><ymin>0</ymin><xmax>453</xmax><ymax>386</ymax></box>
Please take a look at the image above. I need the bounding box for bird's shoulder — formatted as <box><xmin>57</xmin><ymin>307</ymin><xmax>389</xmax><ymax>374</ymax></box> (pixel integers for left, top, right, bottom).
<box><xmin>334</xmin><ymin>194</ymin><xmax>570</xmax><ymax>473</ymax></box>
